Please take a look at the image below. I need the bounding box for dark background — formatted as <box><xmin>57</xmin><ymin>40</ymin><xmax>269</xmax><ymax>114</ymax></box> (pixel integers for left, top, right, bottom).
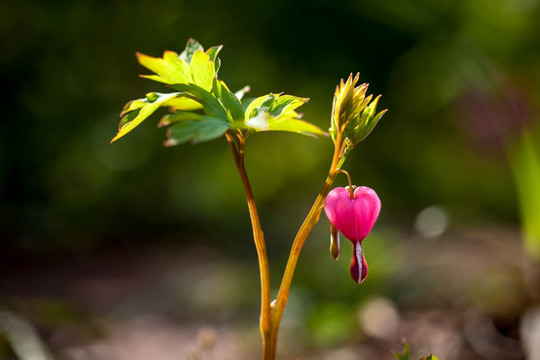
<box><xmin>1</xmin><ymin>1</ymin><xmax>540</xmax><ymax>359</ymax></box>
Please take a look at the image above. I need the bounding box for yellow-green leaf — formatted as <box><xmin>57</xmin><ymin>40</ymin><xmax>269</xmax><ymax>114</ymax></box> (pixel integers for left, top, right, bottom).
<box><xmin>189</xmin><ymin>50</ymin><xmax>215</xmax><ymax>91</ymax></box>
<box><xmin>112</xmin><ymin>92</ymin><xmax>182</xmax><ymax>143</ymax></box>
<box><xmin>136</xmin><ymin>51</ymin><xmax>190</xmax><ymax>84</ymax></box>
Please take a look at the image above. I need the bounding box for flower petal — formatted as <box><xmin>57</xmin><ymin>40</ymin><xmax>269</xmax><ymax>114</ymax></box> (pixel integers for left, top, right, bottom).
<box><xmin>324</xmin><ymin>187</ymin><xmax>358</xmax><ymax>240</ymax></box>
<box><xmin>353</xmin><ymin>186</ymin><xmax>381</xmax><ymax>241</ymax></box>
<box><xmin>350</xmin><ymin>241</ymin><xmax>368</xmax><ymax>284</ymax></box>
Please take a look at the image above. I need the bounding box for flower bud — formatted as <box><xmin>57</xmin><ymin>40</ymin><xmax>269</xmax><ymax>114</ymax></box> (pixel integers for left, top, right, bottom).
<box><xmin>330</xmin><ymin>222</ymin><xmax>340</xmax><ymax>260</ymax></box>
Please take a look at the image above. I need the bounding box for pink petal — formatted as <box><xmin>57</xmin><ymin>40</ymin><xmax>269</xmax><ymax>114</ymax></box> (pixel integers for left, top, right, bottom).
<box><xmin>324</xmin><ymin>187</ymin><xmax>358</xmax><ymax>241</ymax></box>
<box><xmin>353</xmin><ymin>186</ymin><xmax>381</xmax><ymax>241</ymax></box>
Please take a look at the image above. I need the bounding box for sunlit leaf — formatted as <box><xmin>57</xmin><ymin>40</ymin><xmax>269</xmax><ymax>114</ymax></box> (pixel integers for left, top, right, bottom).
<box><xmin>179</xmin><ymin>38</ymin><xmax>205</xmax><ymax>63</ymax></box>
<box><xmin>268</xmin><ymin>94</ymin><xmax>308</xmax><ymax>117</ymax></box>
<box><xmin>206</xmin><ymin>45</ymin><xmax>223</xmax><ymax>74</ymax></box>
<box><xmin>112</xmin><ymin>92</ymin><xmax>182</xmax><ymax>143</ymax></box>
<box><xmin>172</xmin><ymin>83</ymin><xmax>228</xmax><ymax>121</ymax></box>
<box><xmin>240</xmin><ymin>113</ymin><xmax>326</xmax><ymax>136</ymax></box>
<box><xmin>165</xmin><ymin>97</ymin><xmax>203</xmax><ymax>111</ymax></box>
<box><xmin>158</xmin><ymin>111</ymin><xmax>203</xmax><ymax>128</ymax></box>
<box><xmin>189</xmin><ymin>50</ymin><xmax>215</xmax><ymax>91</ymax></box>
<box><xmin>120</xmin><ymin>98</ymin><xmax>148</xmax><ymax>117</ymax></box>
<box><xmin>114</xmin><ymin>39</ymin><xmax>325</xmax><ymax>145</ymax></box>
<box><xmin>244</xmin><ymin>94</ymin><xmax>275</xmax><ymax>119</ymax></box>
<box><xmin>165</xmin><ymin>116</ymin><xmax>230</xmax><ymax>146</ymax></box>
<box><xmin>136</xmin><ymin>51</ymin><xmax>190</xmax><ymax>85</ymax></box>
<box><xmin>212</xmin><ymin>79</ymin><xmax>244</xmax><ymax>121</ymax></box>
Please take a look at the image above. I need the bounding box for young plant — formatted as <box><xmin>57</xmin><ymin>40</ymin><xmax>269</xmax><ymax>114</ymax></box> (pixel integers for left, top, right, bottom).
<box><xmin>112</xmin><ymin>39</ymin><xmax>386</xmax><ymax>359</ymax></box>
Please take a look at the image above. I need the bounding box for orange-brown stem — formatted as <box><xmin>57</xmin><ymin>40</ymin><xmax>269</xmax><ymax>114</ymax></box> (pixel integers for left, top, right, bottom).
<box><xmin>225</xmin><ymin>131</ymin><xmax>272</xmax><ymax>358</ymax></box>
<box><xmin>266</xmin><ymin>133</ymin><xmax>346</xmax><ymax>357</ymax></box>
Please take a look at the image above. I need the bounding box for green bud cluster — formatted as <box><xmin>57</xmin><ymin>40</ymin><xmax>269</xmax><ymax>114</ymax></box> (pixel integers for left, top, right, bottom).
<box><xmin>330</xmin><ymin>73</ymin><xmax>387</xmax><ymax>151</ymax></box>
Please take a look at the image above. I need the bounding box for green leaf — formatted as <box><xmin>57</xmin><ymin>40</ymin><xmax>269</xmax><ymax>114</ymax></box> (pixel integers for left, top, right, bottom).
<box><xmin>120</xmin><ymin>98</ymin><xmax>148</xmax><ymax>117</ymax></box>
<box><xmin>212</xmin><ymin>79</ymin><xmax>244</xmax><ymax>121</ymax></box>
<box><xmin>189</xmin><ymin>50</ymin><xmax>215</xmax><ymax>91</ymax></box>
<box><xmin>393</xmin><ymin>340</ymin><xmax>410</xmax><ymax>360</ymax></box>
<box><xmin>171</xmin><ymin>83</ymin><xmax>228</xmax><ymax>121</ymax></box>
<box><xmin>240</xmin><ymin>113</ymin><xmax>326</xmax><ymax>137</ymax></box>
<box><xmin>165</xmin><ymin>97</ymin><xmax>203</xmax><ymax>111</ymax></box>
<box><xmin>158</xmin><ymin>111</ymin><xmax>203</xmax><ymax>128</ymax></box>
<box><xmin>244</xmin><ymin>93</ymin><xmax>308</xmax><ymax>120</ymax></box>
<box><xmin>268</xmin><ymin>94</ymin><xmax>308</xmax><ymax>118</ymax></box>
<box><xmin>112</xmin><ymin>92</ymin><xmax>182</xmax><ymax>143</ymax></box>
<box><xmin>136</xmin><ymin>51</ymin><xmax>190</xmax><ymax>85</ymax></box>
<box><xmin>245</xmin><ymin>94</ymin><xmax>276</xmax><ymax>120</ymax></box>
<box><xmin>165</xmin><ymin>116</ymin><xmax>230</xmax><ymax>146</ymax></box>
<box><xmin>179</xmin><ymin>38</ymin><xmax>205</xmax><ymax>63</ymax></box>
<box><xmin>239</xmin><ymin>92</ymin><xmax>324</xmax><ymax>136</ymax></box>
<box><xmin>206</xmin><ymin>45</ymin><xmax>223</xmax><ymax>75</ymax></box>
<box><xmin>420</xmin><ymin>356</ymin><xmax>439</xmax><ymax>360</ymax></box>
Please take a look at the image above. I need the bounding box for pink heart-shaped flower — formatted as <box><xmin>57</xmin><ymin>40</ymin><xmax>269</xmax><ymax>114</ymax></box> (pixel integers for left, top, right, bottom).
<box><xmin>324</xmin><ymin>186</ymin><xmax>381</xmax><ymax>242</ymax></box>
<box><xmin>324</xmin><ymin>186</ymin><xmax>381</xmax><ymax>284</ymax></box>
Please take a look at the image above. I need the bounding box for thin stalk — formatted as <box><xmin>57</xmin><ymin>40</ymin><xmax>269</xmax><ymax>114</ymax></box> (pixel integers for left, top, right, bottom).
<box><xmin>267</xmin><ymin>133</ymin><xmax>346</xmax><ymax>358</ymax></box>
<box><xmin>225</xmin><ymin>131</ymin><xmax>272</xmax><ymax>357</ymax></box>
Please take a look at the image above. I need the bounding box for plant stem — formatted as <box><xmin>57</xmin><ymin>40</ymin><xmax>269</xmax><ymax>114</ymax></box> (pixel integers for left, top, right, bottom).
<box><xmin>225</xmin><ymin>131</ymin><xmax>272</xmax><ymax>356</ymax></box>
<box><xmin>267</xmin><ymin>134</ymin><xmax>345</xmax><ymax>358</ymax></box>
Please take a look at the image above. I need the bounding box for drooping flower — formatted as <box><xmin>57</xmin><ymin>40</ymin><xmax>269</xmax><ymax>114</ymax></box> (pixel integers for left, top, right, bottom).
<box><xmin>324</xmin><ymin>186</ymin><xmax>381</xmax><ymax>284</ymax></box>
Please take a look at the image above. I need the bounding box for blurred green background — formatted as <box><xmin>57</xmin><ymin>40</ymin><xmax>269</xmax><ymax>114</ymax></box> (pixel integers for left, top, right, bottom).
<box><xmin>2</xmin><ymin>0</ymin><xmax>540</xmax><ymax>359</ymax></box>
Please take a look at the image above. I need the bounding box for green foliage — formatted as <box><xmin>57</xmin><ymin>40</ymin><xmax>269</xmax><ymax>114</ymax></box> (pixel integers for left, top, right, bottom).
<box><xmin>394</xmin><ymin>340</ymin><xmax>439</xmax><ymax>360</ymax></box>
<box><xmin>112</xmin><ymin>39</ymin><xmax>325</xmax><ymax>145</ymax></box>
<box><xmin>394</xmin><ymin>340</ymin><xmax>410</xmax><ymax>360</ymax></box>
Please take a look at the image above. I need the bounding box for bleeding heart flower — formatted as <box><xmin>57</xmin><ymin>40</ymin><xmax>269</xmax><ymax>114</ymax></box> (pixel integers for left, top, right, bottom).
<box><xmin>324</xmin><ymin>186</ymin><xmax>381</xmax><ymax>284</ymax></box>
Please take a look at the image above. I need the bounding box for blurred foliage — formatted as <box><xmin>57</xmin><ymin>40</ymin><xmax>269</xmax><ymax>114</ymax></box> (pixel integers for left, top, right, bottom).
<box><xmin>2</xmin><ymin>0</ymin><xmax>540</xmax><ymax>263</ymax></box>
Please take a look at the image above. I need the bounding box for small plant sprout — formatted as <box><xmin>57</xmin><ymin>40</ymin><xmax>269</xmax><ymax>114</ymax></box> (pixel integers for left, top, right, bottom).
<box><xmin>112</xmin><ymin>39</ymin><xmax>387</xmax><ymax>359</ymax></box>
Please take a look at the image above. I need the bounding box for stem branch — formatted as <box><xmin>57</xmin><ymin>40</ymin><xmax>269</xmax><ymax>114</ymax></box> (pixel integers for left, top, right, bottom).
<box><xmin>266</xmin><ymin>133</ymin><xmax>346</xmax><ymax>357</ymax></box>
<box><xmin>225</xmin><ymin>131</ymin><xmax>272</xmax><ymax>357</ymax></box>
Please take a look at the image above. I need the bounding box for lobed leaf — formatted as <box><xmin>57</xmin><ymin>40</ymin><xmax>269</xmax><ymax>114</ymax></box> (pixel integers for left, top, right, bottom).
<box><xmin>205</xmin><ymin>45</ymin><xmax>223</xmax><ymax>74</ymax></box>
<box><xmin>112</xmin><ymin>92</ymin><xmax>183</xmax><ymax>143</ymax></box>
<box><xmin>179</xmin><ymin>38</ymin><xmax>205</xmax><ymax>63</ymax></box>
<box><xmin>158</xmin><ymin>111</ymin><xmax>203</xmax><ymax>128</ymax></box>
<box><xmin>268</xmin><ymin>94</ymin><xmax>308</xmax><ymax>118</ymax></box>
<box><xmin>137</xmin><ymin>51</ymin><xmax>190</xmax><ymax>85</ymax></box>
<box><xmin>172</xmin><ymin>83</ymin><xmax>228</xmax><ymax>121</ymax></box>
<box><xmin>240</xmin><ymin>113</ymin><xmax>326</xmax><ymax>137</ymax></box>
<box><xmin>165</xmin><ymin>116</ymin><xmax>230</xmax><ymax>146</ymax></box>
<box><xmin>212</xmin><ymin>79</ymin><xmax>244</xmax><ymax>121</ymax></box>
<box><xmin>165</xmin><ymin>97</ymin><xmax>203</xmax><ymax>111</ymax></box>
<box><xmin>189</xmin><ymin>50</ymin><xmax>215</xmax><ymax>91</ymax></box>
<box><xmin>245</xmin><ymin>94</ymin><xmax>275</xmax><ymax>120</ymax></box>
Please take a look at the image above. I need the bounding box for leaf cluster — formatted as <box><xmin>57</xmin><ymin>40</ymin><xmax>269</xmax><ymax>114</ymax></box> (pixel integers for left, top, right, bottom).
<box><xmin>111</xmin><ymin>39</ymin><xmax>325</xmax><ymax>145</ymax></box>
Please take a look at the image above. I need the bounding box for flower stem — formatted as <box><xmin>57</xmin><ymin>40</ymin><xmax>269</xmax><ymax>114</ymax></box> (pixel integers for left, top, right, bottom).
<box><xmin>225</xmin><ymin>131</ymin><xmax>272</xmax><ymax>356</ymax></box>
<box><xmin>266</xmin><ymin>133</ymin><xmax>345</xmax><ymax>358</ymax></box>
